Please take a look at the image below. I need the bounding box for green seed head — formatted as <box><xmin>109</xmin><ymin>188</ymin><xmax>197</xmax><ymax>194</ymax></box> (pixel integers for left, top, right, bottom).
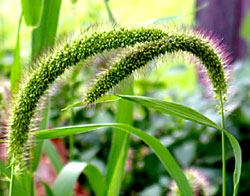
<box><xmin>84</xmin><ymin>31</ymin><xmax>228</xmax><ymax>105</ymax></box>
<box><xmin>7</xmin><ymin>26</ymin><xmax>228</xmax><ymax>172</ymax></box>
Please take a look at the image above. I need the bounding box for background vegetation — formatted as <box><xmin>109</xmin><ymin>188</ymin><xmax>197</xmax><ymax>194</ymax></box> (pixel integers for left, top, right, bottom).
<box><xmin>0</xmin><ymin>0</ymin><xmax>249</xmax><ymax>195</ymax></box>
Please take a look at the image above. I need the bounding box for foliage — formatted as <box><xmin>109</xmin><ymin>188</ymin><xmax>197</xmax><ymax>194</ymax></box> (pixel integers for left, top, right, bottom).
<box><xmin>0</xmin><ymin>1</ymin><xmax>249</xmax><ymax>196</ymax></box>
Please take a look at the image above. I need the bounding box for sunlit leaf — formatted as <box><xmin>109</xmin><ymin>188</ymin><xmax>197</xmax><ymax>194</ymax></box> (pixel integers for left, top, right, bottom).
<box><xmin>61</xmin><ymin>95</ymin><xmax>121</xmax><ymax>111</ymax></box>
<box><xmin>118</xmin><ymin>95</ymin><xmax>220</xmax><ymax>129</ymax></box>
<box><xmin>21</xmin><ymin>0</ymin><xmax>43</xmax><ymax>27</ymax></box>
<box><xmin>117</xmin><ymin>95</ymin><xmax>241</xmax><ymax>196</ymax></box>
<box><xmin>53</xmin><ymin>162</ymin><xmax>106</xmax><ymax>196</ymax></box>
<box><xmin>106</xmin><ymin>80</ymin><xmax>133</xmax><ymax>196</ymax></box>
<box><xmin>10</xmin><ymin>14</ymin><xmax>22</xmax><ymax>95</ymax></box>
<box><xmin>32</xmin><ymin>0</ymin><xmax>62</xmax><ymax>58</ymax></box>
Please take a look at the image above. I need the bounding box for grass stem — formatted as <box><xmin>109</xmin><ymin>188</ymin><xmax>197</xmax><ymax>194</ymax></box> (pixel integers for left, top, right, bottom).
<box><xmin>9</xmin><ymin>165</ymin><xmax>14</xmax><ymax>196</ymax></box>
<box><xmin>220</xmin><ymin>92</ymin><xmax>226</xmax><ymax>196</ymax></box>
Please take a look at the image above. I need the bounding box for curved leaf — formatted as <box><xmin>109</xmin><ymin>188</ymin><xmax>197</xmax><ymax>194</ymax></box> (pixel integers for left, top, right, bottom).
<box><xmin>53</xmin><ymin>162</ymin><xmax>105</xmax><ymax>196</ymax></box>
<box><xmin>118</xmin><ymin>95</ymin><xmax>220</xmax><ymax>129</ymax></box>
<box><xmin>117</xmin><ymin>95</ymin><xmax>241</xmax><ymax>196</ymax></box>
<box><xmin>21</xmin><ymin>0</ymin><xmax>43</xmax><ymax>27</ymax></box>
<box><xmin>34</xmin><ymin>124</ymin><xmax>193</xmax><ymax>196</ymax></box>
<box><xmin>223</xmin><ymin>130</ymin><xmax>241</xmax><ymax>196</ymax></box>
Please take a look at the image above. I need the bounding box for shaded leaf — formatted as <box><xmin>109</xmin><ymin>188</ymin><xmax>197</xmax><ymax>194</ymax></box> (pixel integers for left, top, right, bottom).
<box><xmin>43</xmin><ymin>140</ymin><xmax>64</xmax><ymax>174</ymax></box>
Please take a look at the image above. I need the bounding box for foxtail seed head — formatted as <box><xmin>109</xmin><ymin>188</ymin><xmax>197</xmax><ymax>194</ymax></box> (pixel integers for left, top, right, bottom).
<box><xmin>7</xmin><ymin>26</ymin><xmax>228</xmax><ymax>172</ymax></box>
<box><xmin>7</xmin><ymin>27</ymin><xmax>168</xmax><ymax>172</ymax></box>
<box><xmin>84</xmin><ymin>32</ymin><xmax>228</xmax><ymax>105</ymax></box>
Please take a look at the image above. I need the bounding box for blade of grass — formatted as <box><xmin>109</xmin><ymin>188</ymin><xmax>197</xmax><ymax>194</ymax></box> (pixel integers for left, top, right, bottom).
<box><xmin>117</xmin><ymin>95</ymin><xmax>220</xmax><ymax>129</ymax></box>
<box><xmin>31</xmin><ymin>0</ymin><xmax>62</xmax><ymax>173</ymax></box>
<box><xmin>43</xmin><ymin>140</ymin><xmax>64</xmax><ymax>174</ymax></box>
<box><xmin>39</xmin><ymin>179</ymin><xmax>54</xmax><ymax>196</ymax></box>
<box><xmin>32</xmin><ymin>0</ymin><xmax>62</xmax><ymax>59</ymax></box>
<box><xmin>21</xmin><ymin>0</ymin><xmax>43</xmax><ymax>27</ymax></box>
<box><xmin>106</xmin><ymin>80</ymin><xmax>134</xmax><ymax>196</ymax></box>
<box><xmin>223</xmin><ymin>130</ymin><xmax>241</xmax><ymax>196</ymax></box>
<box><xmin>34</xmin><ymin>123</ymin><xmax>193</xmax><ymax>196</ymax></box>
<box><xmin>83</xmin><ymin>164</ymin><xmax>106</xmax><ymax>196</ymax></box>
<box><xmin>10</xmin><ymin>13</ymin><xmax>23</xmax><ymax>96</ymax></box>
<box><xmin>118</xmin><ymin>94</ymin><xmax>242</xmax><ymax>196</ymax></box>
<box><xmin>53</xmin><ymin>162</ymin><xmax>106</xmax><ymax>196</ymax></box>
<box><xmin>61</xmin><ymin>95</ymin><xmax>121</xmax><ymax>111</ymax></box>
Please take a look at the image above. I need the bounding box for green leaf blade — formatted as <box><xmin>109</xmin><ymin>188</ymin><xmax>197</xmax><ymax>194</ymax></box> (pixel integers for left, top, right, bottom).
<box><xmin>21</xmin><ymin>0</ymin><xmax>43</xmax><ymax>27</ymax></box>
<box><xmin>106</xmin><ymin>80</ymin><xmax>133</xmax><ymax>196</ymax></box>
<box><xmin>34</xmin><ymin>124</ymin><xmax>193</xmax><ymax>196</ymax></box>
<box><xmin>32</xmin><ymin>0</ymin><xmax>62</xmax><ymax>58</ymax></box>
<box><xmin>10</xmin><ymin>14</ymin><xmax>22</xmax><ymax>95</ymax></box>
<box><xmin>118</xmin><ymin>95</ymin><xmax>220</xmax><ymax>129</ymax></box>
<box><xmin>84</xmin><ymin>164</ymin><xmax>106</xmax><ymax>196</ymax></box>
<box><xmin>53</xmin><ymin>162</ymin><xmax>87</xmax><ymax>196</ymax></box>
<box><xmin>223</xmin><ymin>130</ymin><xmax>242</xmax><ymax>196</ymax></box>
<box><xmin>52</xmin><ymin>162</ymin><xmax>106</xmax><ymax>196</ymax></box>
<box><xmin>43</xmin><ymin>140</ymin><xmax>64</xmax><ymax>174</ymax></box>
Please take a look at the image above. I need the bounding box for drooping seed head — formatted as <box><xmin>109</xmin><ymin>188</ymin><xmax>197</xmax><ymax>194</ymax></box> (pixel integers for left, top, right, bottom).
<box><xmin>7</xmin><ymin>26</ymin><xmax>170</xmax><ymax>172</ymax></box>
<box><xmin>7</xmin><ymin>26</ymin><xmax>229</xmax><ymax>173</ymax></box>
<box><xmin>84</xmin><ymin>31</ymin><xmax>228</xmax><ymax>105</ymax></box>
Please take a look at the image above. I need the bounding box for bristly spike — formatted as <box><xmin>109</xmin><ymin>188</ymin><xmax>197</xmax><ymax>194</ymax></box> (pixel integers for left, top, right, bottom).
<box><xmin>7</xmin><ymin>27</ymin><xmax>168</xmax><ymax>172</ymax></box>
<box><xmin>7</xmin><ymin>26</ymin><xmax>229</xmax><ymax>173</ymax></box>
<box><xmin>84</xmin><ymin>32</ymin><xmax>228</xmax><ymax>105</ymax></box>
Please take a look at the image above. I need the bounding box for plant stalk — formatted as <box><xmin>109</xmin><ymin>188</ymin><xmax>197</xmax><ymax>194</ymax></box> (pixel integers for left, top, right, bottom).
<box><xmin>220</xmin><ymin>92</ymin><xmax>226</xmax><ymax>196</ymax></box>
<box><xmin>9</xmin><ymin>165</ymin><xmax>14</xmax><ymax>196</ymax></box>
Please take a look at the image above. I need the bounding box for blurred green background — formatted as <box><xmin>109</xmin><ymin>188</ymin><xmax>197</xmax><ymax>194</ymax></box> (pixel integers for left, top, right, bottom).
<box><xmin>0</xmin><ymin>0</ymin><xmax>250</xmax><ymax>195</ymax></box>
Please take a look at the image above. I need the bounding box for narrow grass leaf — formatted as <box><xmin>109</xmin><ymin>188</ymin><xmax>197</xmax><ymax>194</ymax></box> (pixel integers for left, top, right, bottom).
<box><xmin>53</xmin><ymin>162</ymin><xmax>106</xmax><ymax>196</ymax></box>
<box><xmin>106</xmin><ymin>80</ymin><xmax>133</xmax><ymax>196</ymax></box>
<box><xmin>222</xmin><ymin>130</ymin><xmax>242</xmax><ymax>196</ymax></box>
<box><xmin>21</xmin><ymin>0</ymin><xmax>43</xmax><ymax>27</ymax></box>
<box><xmin>117</xmin><ymin>95</ymin><xmax>220</xmax><ymax>129</ymax></box>
<box><xmin>118</xmin><ymin>95</ymin><xmax>241</xmax><ymax>196</ymax></box>
<box><xmin>32</xmin><ymin>0</ymin><xmax>62</xmax><ymax>58</ymax></box>
<box><xmin>84</xmin><ymin>164</ymin><xmax>106</xmax><ymax>196</ymax></box>
<box><xmin>53</xmin><ymin>162</ymin><xmax>86</xmax><ymax>196</ymax></box>
<box><xmin>62</xmin><ymin>95</ymin><xmax>121</xmax><ymax>111</ymax></box>
<box><xmin>39</xmin><ymin>179</ymin><xmax>54</xmax><ymax>196</ymax></box>
<box><xmin>10</xmin><ymin>14</ymin><xmax>22</xmax><ymax>95</ymax></box>
<box><xmin>34</xmin><ymin>123</ymin><xmax>193</xmax><ymax>196</ymax></box>
<box><xmin>43</xmin><ymin>140</ymin><xmax>64</xmax><ymax>174</ymax></box>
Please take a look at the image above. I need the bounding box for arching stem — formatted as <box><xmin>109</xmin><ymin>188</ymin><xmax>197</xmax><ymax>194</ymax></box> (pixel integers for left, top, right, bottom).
<box><xmin>220</xmin><ymin>91</ymin><xmax>226</xmax><ymax>196</ymax></box>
